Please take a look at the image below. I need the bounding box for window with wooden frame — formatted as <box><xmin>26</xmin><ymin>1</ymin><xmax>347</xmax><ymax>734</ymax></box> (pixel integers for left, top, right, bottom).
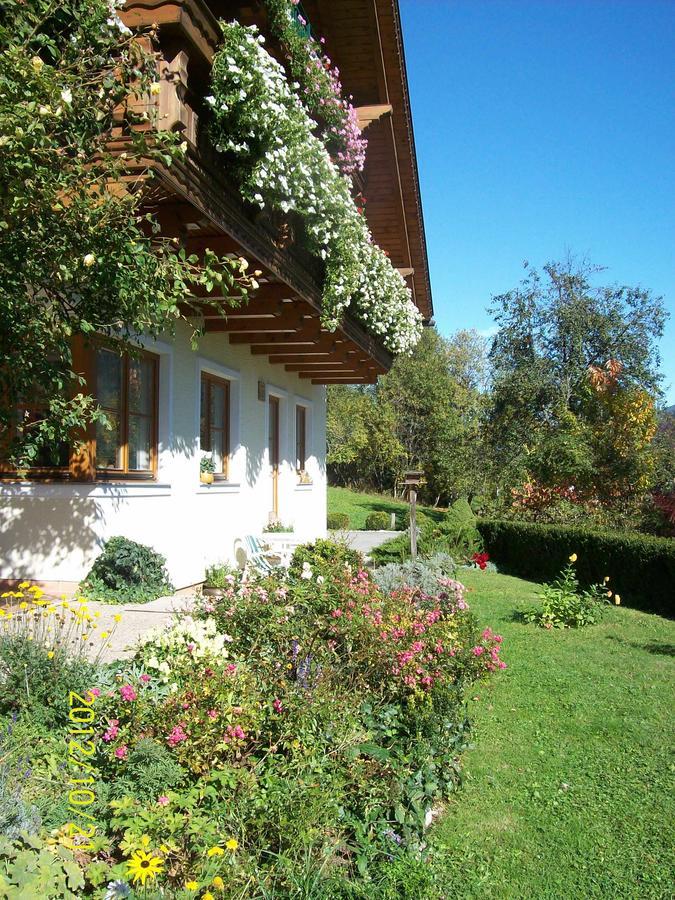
<box><xmin>200</xmin><ymin>372</ymin><xmax>230</xmax><ymax>479</ymax></box>
<box><xmin>1</xmin><ymin>343</ymin><xmax>159</xmax><ymax>481</ymax></box>
<box><xmin>95</xmin><ymin>347</ymin><xmax>159</xmax><ymax>479</ymax></box>
<box><xmin>295</xmin><ymin>404</ymin><xmax>307</xmax><ymax>475</ymax></box>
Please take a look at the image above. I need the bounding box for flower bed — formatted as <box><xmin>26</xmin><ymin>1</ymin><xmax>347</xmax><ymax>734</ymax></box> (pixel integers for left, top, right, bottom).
<box><xmin>0</xmin><ymin>544</ymin><xmax>504</xmax><ymax>896</ymax></box>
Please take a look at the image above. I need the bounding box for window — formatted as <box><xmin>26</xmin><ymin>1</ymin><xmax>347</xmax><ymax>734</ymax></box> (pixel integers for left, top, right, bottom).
<box><xmin>200</xmin><ymin>372</ymin><xmax>230</xmax><ymax>478</ymax></box>
<box><xmin>295</xmin><ymin>404</ymin><xmax>307</xmax><ymax>473</ymax></box>
<box><xmin>95</xmin><ymin>347</ymin><xmax>158</xmax><ymax>478</ymax></box>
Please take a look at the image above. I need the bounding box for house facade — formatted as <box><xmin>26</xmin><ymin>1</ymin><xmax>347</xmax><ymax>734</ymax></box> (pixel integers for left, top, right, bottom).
<box><xmin>0</xmin><ymin>0</ymin><xmax>432</xmax><ymax>590</ymax></box>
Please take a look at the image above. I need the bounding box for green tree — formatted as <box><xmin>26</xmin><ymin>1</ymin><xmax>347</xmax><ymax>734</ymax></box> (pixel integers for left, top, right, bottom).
<box><xmin>0</xmin><ymin>0</ymin><xmax>251</xmax><ymax>468</ymax></box>
<box><xmin>485</xmin><ymin>258</ymin><xmax>668</xmax><ymax>499</ymax></box>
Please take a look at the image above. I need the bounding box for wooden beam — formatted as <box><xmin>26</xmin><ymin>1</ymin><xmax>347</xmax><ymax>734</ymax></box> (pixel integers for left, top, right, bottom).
<box><xmin>205</xmin><ymin>313</ymin><xmax>303</xmax><ymax>333</ymax></box>
<box><xmin>298</xmin><ymin>370</ymin><xmax>364</xmax><ymax>379</ymax></box>
<box><xmin>250</xmin><ymin>342</ymin><xmax>338</xmax><ymax>355</ymax></box>
<box><xmin>268</xmin><ymin>353</ymin><xmax>335</xmax><ymax>364</ymax></box>
<box><xmin>311</xmin><ymin>377</ymin><xmax>378</xmax><ymax>385</ymax></box>
<box><xmin>355</xmin><ymin>104</ymin><xmax>393</xmax><ymax>130</ymax></box>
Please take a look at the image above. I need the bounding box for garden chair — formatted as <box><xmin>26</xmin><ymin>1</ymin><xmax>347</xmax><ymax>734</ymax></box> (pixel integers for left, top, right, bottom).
<box><xmin>235</xmin><ymin>535</ymin><xmax>291</xmax><ymax>578</ymax></box>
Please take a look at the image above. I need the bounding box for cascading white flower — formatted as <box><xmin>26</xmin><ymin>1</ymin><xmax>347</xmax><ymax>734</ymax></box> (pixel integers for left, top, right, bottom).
<box><xmin>209</xmin><ymin>22</ymin><xmax>423</xmax><ymax>355</ymax></box>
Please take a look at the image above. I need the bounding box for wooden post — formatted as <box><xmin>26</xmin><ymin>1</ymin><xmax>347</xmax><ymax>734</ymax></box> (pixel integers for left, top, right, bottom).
<box><xmin>409</xmin><ymin>487</ymin><xmax>417</xmax><ymax>560</ymax></box>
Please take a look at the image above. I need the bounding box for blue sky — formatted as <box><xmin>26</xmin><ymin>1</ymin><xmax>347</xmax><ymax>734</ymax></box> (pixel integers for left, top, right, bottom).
<box><xmin>399</xmin><ymin>0</ymin><xmax>675</xmax><ymax>403</ymax></box>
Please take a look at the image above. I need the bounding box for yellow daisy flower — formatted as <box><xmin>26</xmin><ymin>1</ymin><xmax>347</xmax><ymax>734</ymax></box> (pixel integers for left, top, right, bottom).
<box><xmin>568</xmin><ymin>553</ymin><xmax>577</xmax><ymax>563</ymax></box>
<box><xmin>126</xmin><ymin>850</ymin><xmax>163</xmax><ymax>886</ymax></box>
<box><xmin>47</xmin><ymin>651</ymin><xmax>55</xmax><ymax>659</ymax></box>
<box><xmin>113</xmin><ymin>614</ymin><xmax>122</xmax><ymax>623</ymax></box>
<box><xmin>225</xmin><ymin>838</ymin><xmax>238</xmax><ymax>851</ymax></box>
<box><xmin>185</xmin><ymin>881</ymin><xmax>199</xmax><ymax>891</ymax></box>
<box><xmin>212</xmin><ymin>876</ymin><xmax>225</xmax><ymax>889</ymax></box>
<box><xmin>18</xmin><ymin>581</ymin><xmax>30</xmax><ymax>589</ymax></box>
<box><xmin>203</xmin><ymin>893</ymin><xmax>215</xmax><ymax>900</ymax></box>
<box><xmin>207</xmin><ymin>846</ymin><xmax>224</xmax><ymax>857</ymax></box>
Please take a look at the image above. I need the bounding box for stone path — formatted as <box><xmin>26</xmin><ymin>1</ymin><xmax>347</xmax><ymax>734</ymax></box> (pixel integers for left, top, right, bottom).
<box><xmin>329</xmin><ymin>529</ymin><xmax>400</xmax><ymax>556</ymax></box>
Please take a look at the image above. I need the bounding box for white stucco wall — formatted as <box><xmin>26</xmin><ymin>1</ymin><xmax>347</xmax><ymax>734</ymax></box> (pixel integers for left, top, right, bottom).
<box><xmin>0</xmin><ymin>323</ymin><xmax>327</xmax><ymax>588</ymax></box>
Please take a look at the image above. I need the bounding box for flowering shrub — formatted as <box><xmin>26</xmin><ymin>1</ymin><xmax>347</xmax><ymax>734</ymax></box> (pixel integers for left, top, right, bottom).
<box><xmin>135</xmin><ymin>616</ymin><xmax>233</xmax><ymax>680</ymax></box>
<box><xmin>264</xmin><ymin>0</ymin><xmax>367</xmax><ymax>175</ymax></box>
<box><xmin>208</xmin><ymin>23</ymin><xmax>423</xmax><ymax>354</ymax></box>
<box><xmin>525</xmin><ymin>554</ymin><xmax>618</xmax><ymax>628</ymax></box>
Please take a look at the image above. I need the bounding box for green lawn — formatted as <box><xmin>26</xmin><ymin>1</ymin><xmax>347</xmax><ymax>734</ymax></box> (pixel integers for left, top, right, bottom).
<box><xmin>327</xmin><ymin>485</ymin><xmax>443</xmax><ymax>529</ymax></box>
<box><xmin>436</xmin><ymin>569</ymin><xmax>675</xmax><ymax>899</ymax></box>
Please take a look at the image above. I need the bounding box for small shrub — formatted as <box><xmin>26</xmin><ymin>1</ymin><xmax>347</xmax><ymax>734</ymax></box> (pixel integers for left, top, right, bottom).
<box><xmin>107</xmin><ymin>737</ymin><xmax>186</xmax><ymax>801</ymax></box>
<box><xmin>399</xmin><ymin>508</ymin><xmax>431</xmax><ymax>532</ymax></box>
<box><xmin>263</xmin><ymin>521</ymin><xmax>294</xmax><ymax>533</ymax></box>
<box><xmin>0</xmin><ymin>635</ymin><xmax>101</xmax><ymax>728</ymax></box>
<box><xmin>327</xmin><ymin>512</ymin><xmax>350</xmax><ymax>530</ymax></box>
<box><xmin>365</xmin><ymin>511</ymin><xmax>391</xmax><ymax>530</ymax></box>
<box><xmin>0</xmin><ymin>833</ymin><xmax>84</xmax><ymax>899</ymax></box>
<box><xmin>81</xmin><ymin>536</ymin><xmax>173</xmax><ymax>603</ymax></box>
<box><xmin>373</xmin><ymin>501</ymin><xmax>482</xmax><ymax>565</ymax></box>
<box><xmin>524</xmin><ymin>556</ymin><xmax>617</xmax><ymax>628</ymax></box>
<box><xmin>373</xmin><ymin>553</ymin><xmax>457</xmax><ymax>595</ymax></box>
<box><xmin>289</xmin><ymin>539</ymin><xmax>362</xmax><ymax>580</ymax></box>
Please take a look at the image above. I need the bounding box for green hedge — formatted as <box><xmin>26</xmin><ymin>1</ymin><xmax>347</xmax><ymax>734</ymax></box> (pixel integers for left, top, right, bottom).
<box><xmin>365</xmin><ymin>511</ymin><xmax>391</xmax><ymax>530</ymax></box>
<box><xmin>327</xmin><ymin>512</ymin><xmax>350</xmax><ymax>530</ymax></box>
<box><xmin>478</xmin><ymin>520</ymin><xmax>675</xmax><ymax>616</ymax></box>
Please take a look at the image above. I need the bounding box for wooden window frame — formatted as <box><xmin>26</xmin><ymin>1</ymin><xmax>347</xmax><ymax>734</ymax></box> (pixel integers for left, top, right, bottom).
<box><xmin>0</xmin><ymin>342</ymin><xmax>159</xmax><ymax>483</ymax></box>
<box><xmin>200</xmin><ymin>372</ymin><xmax>231</xmax><ymax>480</ymax></box>
<box><xmin>295</xmin><ymin>404</ymin><xmax>307</xmax><ymax>475</ymax></box>
<box><xmin>95</xmin><ymin>347</ymin><xmax>159</xmax><ymax>481</ymax></box>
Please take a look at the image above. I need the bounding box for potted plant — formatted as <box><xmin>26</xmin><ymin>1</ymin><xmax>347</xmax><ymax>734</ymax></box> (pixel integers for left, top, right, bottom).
<box><xmin>200</xmin><ymin>453</ymin><xmax>215</xmax><ymax>484</ymax></box>
<box><xmin>203</xmin><ymin>563</ymin><xmax>236</xmax><ymax>597</ymax></box>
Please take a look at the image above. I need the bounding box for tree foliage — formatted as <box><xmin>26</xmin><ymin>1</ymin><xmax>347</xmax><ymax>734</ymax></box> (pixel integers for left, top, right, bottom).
<box><xmin>0</xmin><ymin>0</ymin><xmax>252</xmax><ymax>467</ymax></box>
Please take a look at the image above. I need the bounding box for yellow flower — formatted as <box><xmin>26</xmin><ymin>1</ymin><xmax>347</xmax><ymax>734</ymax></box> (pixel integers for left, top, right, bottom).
<box><xmin>225</xmin><ymin>838</ymin><xmax>238</xmax><ymax>851</ymax></box>
<box><xmin>149</xmin><ymin>81</ymin><xmax>162</xmax><ymax>95</ymax></box>
<box><xmin>185</xmin><ymin>881</ymin><xmax>199</xmax><ymax>891</ymax></box>
<box><xmin>203</xmin><ymin>893</ymin><xmax>215</xmax><ymax>900</ymax></box>
<box><xmin>18</xmin><ymin>581</ymin><xmax>30</xmax><ymax>589</ymax></box>
<box><xmin>47</xmin><ymin>651</ymin><xmax>54</xmax><ymax>659</ymax></box>
<box><xmin>212</xmin><ymin>876</ymin><xmax>225</xmax><ymax>889</ymax></box>
<box><xmin>207</xmin><ymin>846</ymin><xmax>224</xmax><ymax>857</ymax></box>
<box><xmin>100</xmin><ymin>632</ymin><xmax>109</xmax><ymax>639</ymax></box>
<box><xmin>113</xmin><ymin>614</ymin><xmax>122</xmax><ymax>623</ymax></box>
<box><xmin>568</xmin><ymin>553</ymin><xmax>577</xmax><ymax>563</ymax></box>
<box><xmin>126</xmin><ymin>850</ymin><xmax>163</xmax><ymax>886</ymax></box>
<box><xmin>19</xmin><ymin>602</ymin><xmax>28</xmax><ymax>610</ymax></box>
<box><xmin>614</xmin><ymin>594</ymin><xmax>621</xmax><ymax>605</ymax></box>
<box><xmin>603</xmin><ymin>576</ymin><xmax>610</xmax><ymax>583</ymax></box>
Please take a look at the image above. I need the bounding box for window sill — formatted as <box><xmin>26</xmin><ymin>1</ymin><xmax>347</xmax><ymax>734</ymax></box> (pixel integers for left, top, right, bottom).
<box><xmin>0</xmin><ymin>482</ymin><xmax>172</xmax><ymax>499</ymax></box>
<box><xmin>195</xmin><ymin>482</ymin><xmax>241</xmax><ymax>495</ymax></box>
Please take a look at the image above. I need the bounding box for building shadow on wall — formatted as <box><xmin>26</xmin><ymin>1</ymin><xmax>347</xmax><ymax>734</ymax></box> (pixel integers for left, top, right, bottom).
<box><xmin>0</xmin><ymin>489</ymin><xmax>110</xmax><ymax>583</ymax></box>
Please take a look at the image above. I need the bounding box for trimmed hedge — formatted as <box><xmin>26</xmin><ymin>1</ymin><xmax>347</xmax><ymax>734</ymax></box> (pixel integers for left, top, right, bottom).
<box><xmin>365</xmin><ymin>511</ymin><xmax>392</xmax><ymax>530</ymax></box>
<box><xmin>327</xmin><ymin>512</ymin><xmax>350</xmax><ymax>530</ymax></box>
<box><xmin>478</xmin><ymin>520</ymin><xmax>675</xmax><ymax>616</ymax></box>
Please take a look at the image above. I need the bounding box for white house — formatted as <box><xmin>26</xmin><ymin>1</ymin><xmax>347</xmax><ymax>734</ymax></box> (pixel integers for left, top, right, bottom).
<box><xmin>0</xmin><ymin>0</ymin><xmax>432</xmax><ymax>592</ymax></box>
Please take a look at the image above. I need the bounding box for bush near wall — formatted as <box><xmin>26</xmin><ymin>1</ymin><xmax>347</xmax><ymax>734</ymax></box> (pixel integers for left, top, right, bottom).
<box><xmin>478</xmin><ymin>520</ymin><xmax>675</xmax><ymax>615</ymax></box>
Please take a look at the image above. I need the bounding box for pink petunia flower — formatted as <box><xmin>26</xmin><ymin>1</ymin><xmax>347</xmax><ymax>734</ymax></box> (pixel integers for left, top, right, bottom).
<box><xmin>119</xmin><ymin>684</ymin><xmax>137</xmax><ymax>702</ymax></box>
<box><xmin>114</xmin><ymin>745</ymin><xmax>128</xmax><ymax>759</ymax></box>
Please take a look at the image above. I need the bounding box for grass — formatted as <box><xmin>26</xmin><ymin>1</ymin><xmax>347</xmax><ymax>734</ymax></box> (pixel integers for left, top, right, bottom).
<box><xmin>435</xmin><ymin>568</ymin><xmax>675</xmax><ymax>899</ymax></box>
<box><xmin>327</xmin><ymin>485</ymin><xmax>443</xmax><ymax>530</ymax></box>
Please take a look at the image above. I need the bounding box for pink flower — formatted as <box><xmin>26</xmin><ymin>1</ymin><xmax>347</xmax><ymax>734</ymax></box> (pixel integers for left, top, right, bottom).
<box><xmin>102</xmin><ymin>719</ymin><xmax>119</xmax><ymax>742</ymax></box>
<box><xmin>114</xmin><ymin>745</ymin><xmax>128</xmax><ymax>759</ymax></box>
<box><xmin>471</xmin><ymin>646</ymin><xmax>485</xmax><ymax>657</ymax></box>
<box><xmin>166</xmin><ymin>724</ymin><xmax>189</xmax><ymax>747</ymax></box>
<box><xmin>139</xmin><ymin>674</ymin><xmax>151</xmax><ymax>684</ymax></box>
<box><xmin>223</xmin><ymin>724</ymin><xmax>246</xmax><ymax>743</ymax></box>
<box><xmin>225</xmin><ymin>664</ymin><xmax>237</xmax><ymax>675</ymax></box>
<box><xmin>157</xmin><ymin>795</ymin><xmax>169</xmax><ymax>806</ymax></box>
<box><xmin>120</xmin><ymin>684</ymin><xmax>137</xmax><ymax>702</ymax></box>
<box><xmin>273</xmin><ymin>698</ymin><xmax>284</xmax><ymax>714</ymax></box>
<box><xmin>207</xmin><ymin>709</ymin><xmax>218</xmax><ymax>720</ymax></box>
<box><xmin>331</xmin><ymin>608</ymin><xmax>343</xmax><ymax>618</ymax></box>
